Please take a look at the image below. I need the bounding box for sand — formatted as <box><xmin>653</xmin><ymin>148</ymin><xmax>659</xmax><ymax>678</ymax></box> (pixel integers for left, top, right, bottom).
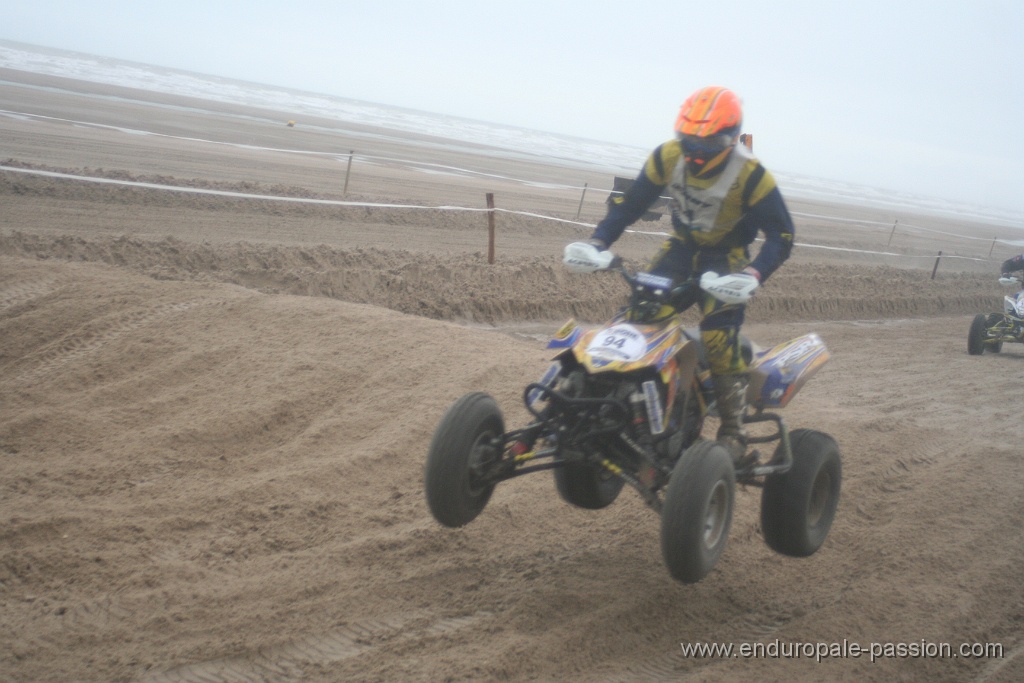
<box><xmin>2</xmin><ymin>68</ymin><xmax>1023</xmax><ymax>683</ymax></box>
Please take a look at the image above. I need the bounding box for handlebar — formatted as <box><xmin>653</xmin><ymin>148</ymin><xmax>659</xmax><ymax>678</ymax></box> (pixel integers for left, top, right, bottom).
<box><xmin>563</xmin><ymin>242</ymin><xmax>752</xmax><ymax>307</ymax></box>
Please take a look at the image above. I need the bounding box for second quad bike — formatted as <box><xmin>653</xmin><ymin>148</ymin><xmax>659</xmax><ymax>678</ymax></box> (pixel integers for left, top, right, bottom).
<box><xmin>968</xmin><ymin>274</ymin><xmax>1024</xmax><ymax>355</ymax></box>
<box><xmin>424</xmin><ymin>249</ymin><xmax>842</xmax><ymax>583</ymax></box>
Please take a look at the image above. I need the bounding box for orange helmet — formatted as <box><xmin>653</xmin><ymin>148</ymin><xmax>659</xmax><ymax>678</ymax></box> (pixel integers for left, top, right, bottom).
<box><xmin>674</xmin><ymin>86</ymin><xmax>742</xmax><ymax>138</ymax></box>
<box><xmin>674</xmin><ymin>86</ymin><xmax>743</xmax><ymax>173</ymax></box>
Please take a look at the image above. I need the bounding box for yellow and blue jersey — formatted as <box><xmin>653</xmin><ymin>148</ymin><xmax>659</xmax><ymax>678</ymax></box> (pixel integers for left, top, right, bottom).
<box><xmin>593</xmin><ymin>139</ymin><xmax>794</xmax><ymax>282</ymax></box>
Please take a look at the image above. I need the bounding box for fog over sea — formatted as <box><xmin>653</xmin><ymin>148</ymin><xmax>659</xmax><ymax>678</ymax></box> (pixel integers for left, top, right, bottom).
<box><xmin>1</xmin><ymin>39</ymin><xmax>1021</xmax><ymax>231</ymax></box>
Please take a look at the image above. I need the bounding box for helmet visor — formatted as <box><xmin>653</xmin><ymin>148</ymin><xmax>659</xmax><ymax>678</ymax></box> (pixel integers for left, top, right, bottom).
<box><xmin>679</xmin><ymin>133</ymin><xmax>733</xmax><ymax>158</ymax></box>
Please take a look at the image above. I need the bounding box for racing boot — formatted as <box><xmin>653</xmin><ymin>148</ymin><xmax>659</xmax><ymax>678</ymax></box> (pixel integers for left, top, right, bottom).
<box><xmin>712</xmin><ymin>373</ymin><xmax>754</xmax><ymax>468</ymax></box>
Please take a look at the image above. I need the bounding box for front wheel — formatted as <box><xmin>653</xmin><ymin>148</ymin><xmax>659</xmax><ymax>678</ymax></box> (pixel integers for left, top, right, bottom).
<box><xmin>424</xmin><ymin>392</ymin><xmax>505</xmax><ymax>527</ymax></box>
<box><xmin>967</xmin><ymin>313</ymin><xmax>988</xmax><ymax>355</ymax></box>
<box><xmin>760</xmin><ymin>429</ymin><xmax>842</xmax><ymax>557</ymax></box>
<box><xmin>660</xmin><ymin>441</ymin><xmax>735</xmax><ymax>584</ymax></box>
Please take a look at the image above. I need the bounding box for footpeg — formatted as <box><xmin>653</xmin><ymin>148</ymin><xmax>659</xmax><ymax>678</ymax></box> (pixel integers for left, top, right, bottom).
<box><xmin>734</xmin><ymin>448</ymin><xmax>760</xmax><ymax>471</ymax></box>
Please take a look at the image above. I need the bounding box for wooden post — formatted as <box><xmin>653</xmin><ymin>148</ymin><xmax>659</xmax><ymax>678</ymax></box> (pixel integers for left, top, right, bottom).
<box><xmin>486</xmin><ymin>193</ymin><xmax>496</xmax><ymax>264</ymax></box>
<box><xmin>343</xmin><ymin>150</ymin><xmax>354</xmax><ymax>196</ymax></box>
<box><xmin>989</xmin><ymin>238</ymin><xmax>998</xmax><ymax>258</ymax></box>
<box><xmin>887</xmin><ymin>219</ymin><xmax>898</xmax><ymax>247</ymax></box>
<box><xmin>931</xmin><ymin>251</ymin><xmax>942</xmax><ymax>280</ymax></box>
<box><xmin>575</xmin><ymin>183</ymin><xmax>588</xmax><ymax>219</ymax></box>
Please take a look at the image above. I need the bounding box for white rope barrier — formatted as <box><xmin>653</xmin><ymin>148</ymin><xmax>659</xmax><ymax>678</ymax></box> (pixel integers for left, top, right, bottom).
<box><xmin>0</xmin><ymin>165</ymin><xmax>997</xmax><ymax>263</ymax></box>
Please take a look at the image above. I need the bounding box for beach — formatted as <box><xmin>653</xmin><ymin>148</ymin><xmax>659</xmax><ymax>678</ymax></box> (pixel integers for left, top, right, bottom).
<box><xmin>2</xmin><ymin>67</ymin><xmax>1023</xmax><ymax>683</ymax></box>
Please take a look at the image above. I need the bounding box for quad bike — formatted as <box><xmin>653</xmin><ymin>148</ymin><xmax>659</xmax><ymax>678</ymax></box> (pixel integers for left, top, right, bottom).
<box><xmin>968</xmin><ymin>274</ymin><xmax>1024</xmax><ymax>355</ymax></box>
<box><xmin>424</xmin><ymin>248</ymin><xmax>841</xmax><ymax>584</ymax></box>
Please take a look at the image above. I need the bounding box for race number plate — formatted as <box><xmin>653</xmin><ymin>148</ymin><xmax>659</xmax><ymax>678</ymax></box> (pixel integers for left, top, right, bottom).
<box><xmin>586</xmin><ymin>324</ymin><xmax>647</xmax><ymax>362</ymax></box>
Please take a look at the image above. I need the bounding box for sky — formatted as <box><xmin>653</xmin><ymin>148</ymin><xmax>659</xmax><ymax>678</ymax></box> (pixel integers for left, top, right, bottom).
<box><xmin>4</xmin><ymin>0</ymin><xmax>1024</xmax><ymax>213</ymax></box>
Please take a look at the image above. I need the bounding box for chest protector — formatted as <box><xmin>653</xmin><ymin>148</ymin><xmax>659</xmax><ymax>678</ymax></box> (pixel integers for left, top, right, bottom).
<box><xmin>668</xmin><ymin>143</ymin><xmax>754</xmax><ymax>247</ymax></box>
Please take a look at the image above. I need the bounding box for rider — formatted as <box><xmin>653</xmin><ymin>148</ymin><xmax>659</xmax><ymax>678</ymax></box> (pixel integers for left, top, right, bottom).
<box><xmin>1000</xmin><ymin>254</ymin><xmax>1024</xmax><ymax>315</ymax></box>
<box><xmin>567</xmin><ymin>86</ymin><xmax>795</xmax><ymax>465</ymax></box>
<box><xmin>1000</xmin><ymin>254</ymin><xmax>1024</xmax><ymax>278</ymax></box>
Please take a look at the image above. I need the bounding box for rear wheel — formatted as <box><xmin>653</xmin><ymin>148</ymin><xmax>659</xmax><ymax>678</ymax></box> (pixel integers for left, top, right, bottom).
<box><xmin>551</xmin><ymin>369</ymin><xmax>626</xmax><ymax>509</ymax></box>
<box><xmin>554</xmin><ymin>461</ymin><xmax>625</xmax><ymax>509</ymax></box>
<box><xmin>968</xmin><ymin>313</ymin><xmax>988</xmax><ymax>355</ymax></box>
<box><xmin>761</xmin><ymin>429</ymin><xmax>841</xmax><ymax>557</ymax></box>
<box><xmin>660</xmin><ymin>441</ymin><xmax>735</xmax><ymax>583</ymax></box>
<box><xmin>424</xmin><ymin>392</ymin><xmax>504</xmax><ymax>527</ymax></box>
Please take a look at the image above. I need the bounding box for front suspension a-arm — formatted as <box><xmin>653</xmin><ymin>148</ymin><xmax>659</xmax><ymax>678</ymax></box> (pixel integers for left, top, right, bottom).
<box><xmin>522</xmin><ymin>382</ymin><xmax>630</xmax><ymax>439</ymax></box>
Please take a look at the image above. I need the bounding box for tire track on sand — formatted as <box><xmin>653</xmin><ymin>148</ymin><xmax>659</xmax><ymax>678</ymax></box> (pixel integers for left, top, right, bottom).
<box><xmin>0</xmin><ymin>274</ymin><xmax>69</xmax><ymax>312</ymax></box>
<box><xmin>12</xmin><ymin>300</ymin><xmax>210</xmax><ymax>384</ymax></box>
<box><xmin>599</xmin><ymin>610</ymin><xmax>797</xmax><ymax>682</ymax></box>
<box><xmin>135</xmin><ymin>611</ymin><xmax>492</xmax><ymax>683</ymax></box>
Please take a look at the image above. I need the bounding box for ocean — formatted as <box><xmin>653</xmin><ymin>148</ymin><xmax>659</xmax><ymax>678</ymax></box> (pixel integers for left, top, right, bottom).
<box><xmin>1</xmin><ymin>39</ymin><xmax>1022</xmax><ymax>231</ymax></box>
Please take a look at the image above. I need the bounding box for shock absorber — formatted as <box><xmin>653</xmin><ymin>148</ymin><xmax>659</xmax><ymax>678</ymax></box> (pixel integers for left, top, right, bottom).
<box><xmin>629</xmin><ymin>391</ymin><xmax>657</xmax><ymax>487</ymax></box>
<box><xmin>629</xmin><ymin>391</ymin><xmax>649</xmax><ymax>440</ymax></box>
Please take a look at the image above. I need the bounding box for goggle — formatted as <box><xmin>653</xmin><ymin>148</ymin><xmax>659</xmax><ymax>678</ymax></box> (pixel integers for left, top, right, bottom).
<box><xmin>679</xmin><ymin>133</ymin><xmax>734</xmax><ymax>158</ymax></box>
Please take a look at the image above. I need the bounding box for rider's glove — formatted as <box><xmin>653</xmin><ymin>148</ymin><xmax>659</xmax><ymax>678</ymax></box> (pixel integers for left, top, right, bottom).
<box><xmin>699</xmin><ymin>270</ymin><xmax>760</xmax><ymax>304</ymax></box>
<box><xmin>999</xmin><ymin>275</ymin><xmax>1019</xmax><ymax>286</ymax></box>
<box><xmin>563</xmin><ymin>241</ymin><xmax>615</xmax><ymax>273</ymax></box>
